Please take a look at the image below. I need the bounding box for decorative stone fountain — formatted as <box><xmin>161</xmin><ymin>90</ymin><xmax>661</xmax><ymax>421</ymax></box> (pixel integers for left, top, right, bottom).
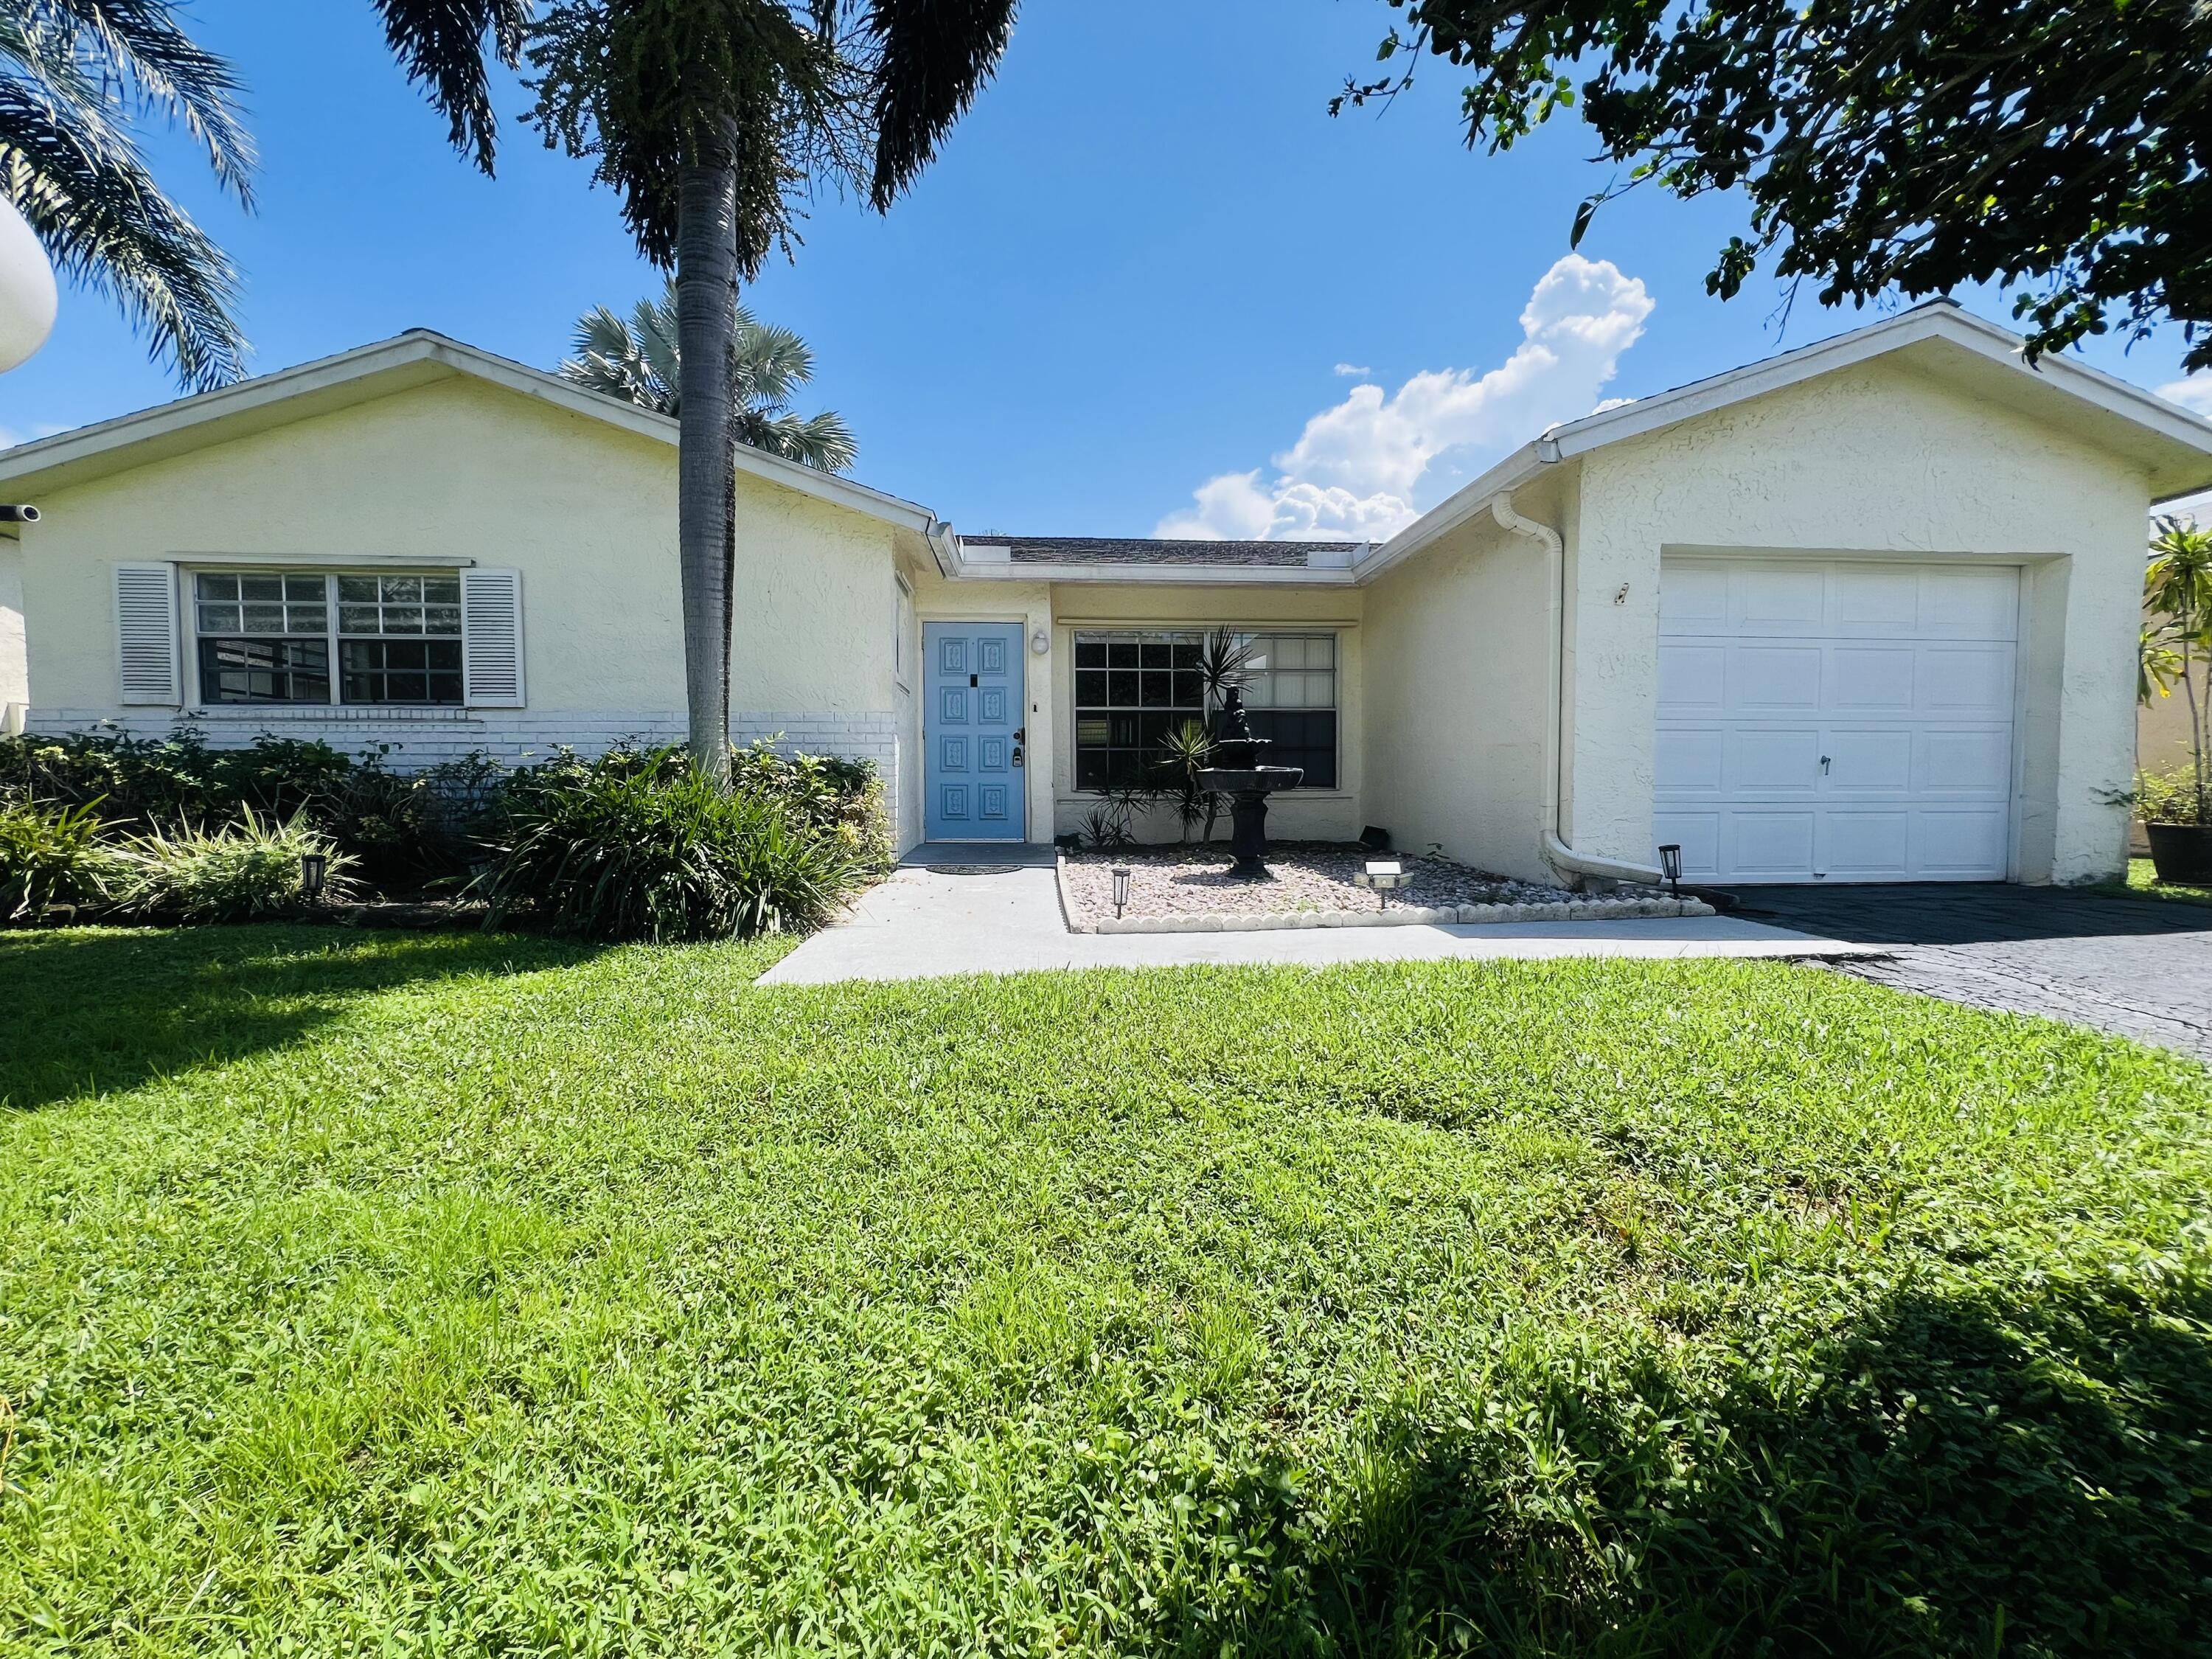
<box><xmin>1196</xmin><ymin>687</ymin><xmax>1303</xmax><ymax>876</ymax></box>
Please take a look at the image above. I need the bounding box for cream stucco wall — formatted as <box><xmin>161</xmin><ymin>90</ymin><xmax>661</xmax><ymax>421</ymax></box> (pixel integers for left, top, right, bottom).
<box><xmin>1568</xmin><ymin>359</ymin><xmax>2152</xmax><ymax>884</ymax></box>
<box><xmin>1361</xmin><ymin>508</ymin><xmax>1554</xmax><ymax>879</ymax></box>
<box><xmin>14</xmin><ymin>373</ymin><xmax>919</xmax><ymax>840</ymax></box>
<box><xmin>19</xmin><ymin>375</ymin><xmax>684</xmax><ymax>733</ymax></box>
<box><xmin>0</xmin><ymin>535</ymin><xmax>26</xmax><ymax>724</ymax></box>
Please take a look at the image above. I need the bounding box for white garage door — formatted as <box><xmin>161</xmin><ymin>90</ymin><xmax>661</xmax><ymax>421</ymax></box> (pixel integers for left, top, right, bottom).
<box><xmin>1654</xmin><ymin>557</ymin><xmax>2018</xmax><ymax>883</ymax></box>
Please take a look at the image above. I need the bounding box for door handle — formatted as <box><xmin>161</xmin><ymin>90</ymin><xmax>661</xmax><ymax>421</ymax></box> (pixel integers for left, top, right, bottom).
<box><xmin>1011</xmin><ymin>747</ymin><xmax>1024</xmax><ymax>768</ymax></box>
<box><xmin>1820</xmin><ymin>754</ymin><xmax>1832</xmax><ymax>773</ymax></box>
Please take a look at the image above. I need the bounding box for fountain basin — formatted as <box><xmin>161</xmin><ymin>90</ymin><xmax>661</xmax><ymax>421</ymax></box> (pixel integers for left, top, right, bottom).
<box><xmin>1194</xmin><ymin>765</ymin><xmax>1303</xmax><ymax>794</ymax></box>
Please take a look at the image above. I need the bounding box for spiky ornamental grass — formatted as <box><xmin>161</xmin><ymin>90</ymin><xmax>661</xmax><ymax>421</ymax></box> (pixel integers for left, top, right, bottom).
<box><xmin>1</xmin><ymin>931</ymin><xmax>2208</xmax><ymax>1654</ymax></box>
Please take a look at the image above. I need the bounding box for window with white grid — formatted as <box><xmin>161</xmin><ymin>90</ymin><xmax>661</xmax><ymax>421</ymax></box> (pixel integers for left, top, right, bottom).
<box><xmin>192</xmin><ymin>571</ymin><xmax>464</xmax><ymax>706</ymax></box>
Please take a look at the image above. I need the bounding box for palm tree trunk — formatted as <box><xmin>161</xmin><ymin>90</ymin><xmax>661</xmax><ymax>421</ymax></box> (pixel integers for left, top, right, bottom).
<box><xmin>675</xmin><ymin>161</ymin><xmax>739</xmax><ymax>781</ymax></box>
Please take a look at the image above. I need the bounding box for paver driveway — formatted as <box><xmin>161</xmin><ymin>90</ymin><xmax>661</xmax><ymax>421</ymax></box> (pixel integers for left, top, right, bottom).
<box><xmin>1722</xmin><ymin>883</ymin><xmax>2212</xmax><ymax>1061</ymax></box>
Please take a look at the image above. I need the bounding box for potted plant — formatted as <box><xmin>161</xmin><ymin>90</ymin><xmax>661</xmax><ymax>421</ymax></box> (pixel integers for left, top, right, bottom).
<box><xmin>2139</xmin><ymin>515</ymin><xmax>2212</xmax><ymax>882</ymax></box>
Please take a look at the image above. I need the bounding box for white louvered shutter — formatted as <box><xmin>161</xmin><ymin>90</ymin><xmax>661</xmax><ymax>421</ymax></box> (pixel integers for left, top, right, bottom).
<box><xmin>114</xmin><ymin>563</ymin><xmax>181</xmax><ymax>704</ymax></box>
<box><xmin>461</xmin><ymin>567</ymin><xmax>525</xmax><ymax>707</ymax></box>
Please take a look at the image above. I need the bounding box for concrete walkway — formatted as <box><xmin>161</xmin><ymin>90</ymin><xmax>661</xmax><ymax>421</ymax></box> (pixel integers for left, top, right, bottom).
<box><xmin>760</xmin><ymin>866</ymin><xmax>1860</xmax><ymax>986</ymax></box>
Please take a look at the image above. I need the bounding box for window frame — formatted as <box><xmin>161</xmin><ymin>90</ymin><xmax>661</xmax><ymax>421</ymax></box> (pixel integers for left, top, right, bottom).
<box><xmin>184</xmin><ymin>566</ymin><xmax>468</xmax><ymax>712</ymax></box>
<box><xmin>1068</xmin><ymin>627</ymin><xmax>1342</xmax><ymax>793</ymax></box>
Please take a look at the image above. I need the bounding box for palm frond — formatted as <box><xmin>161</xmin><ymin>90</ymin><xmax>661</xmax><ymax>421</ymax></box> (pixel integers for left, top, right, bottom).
<box><xmin>731</xmin><ymin>309</ymin><xmax>812</xmax><ymax>413</ymax></box>
<box><xmin>0</xmin><ymin>0</ymin><xmax>252</xmax><ymax>387</ymax></box>
<box><xmin>0</xmin><ymin>69</ymin><xmax>244</xmax><ymax>388</ymax></box>
<box><xmin>371</xmin><ymin>0</ymin><xmax>531</xmax><ymax>173</ymax></box>
<box><xmin>861</xmin><ymin>0</ymin><xmax>1016</xmax><ymax>209</ymax></box>
<box><xmin>557</xmin><ymin>276</ymin><xmax>854</xmax><ymax>470</ymax></box>
<box><xmin>15</xmin><ymin>0</ymin><xmax>257</xmax><ymax>201</ymax></box>
<box><xmin>734</xmin><ymin>407</ymin><xmax>855</xmax><ymax>472</ymax></box>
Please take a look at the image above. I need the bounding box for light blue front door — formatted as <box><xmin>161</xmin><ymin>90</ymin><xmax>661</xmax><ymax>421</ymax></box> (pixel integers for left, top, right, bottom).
<box><xmin>925</xmin><ymin>622</ymin><xmax>1026</xmax><ymax>842</ymax></box>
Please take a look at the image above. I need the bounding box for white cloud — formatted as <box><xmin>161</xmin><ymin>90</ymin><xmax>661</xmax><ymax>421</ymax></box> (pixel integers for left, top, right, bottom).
<box><xmin>2160</xmin><ymin>374</ymin><xmax>2212</xmax><ymax>418</ymax></box>
<box><xmin>1159</xmin><ymin>254</ymin><xmax>1655</xmax><ymax>541</ymax></box>
<box><xmin>1332</xmin><ymin>362</ymin><xmax>1372</xmax><ymax>378</ymax></box>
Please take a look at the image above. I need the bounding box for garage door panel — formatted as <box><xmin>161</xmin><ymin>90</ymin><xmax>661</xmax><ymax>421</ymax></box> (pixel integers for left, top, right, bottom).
<box><xmin>1659</xmin><ymin>563</ymin><xmax>1730</xmax><ymax>631</ymax></box>
<box><xmin>1918</xmin><ymin>808</ymin><xmax>2009</xmax><ymax>878</ymax></box>
<box><xmin>1818</xmin><ymin>810</ymin><xmax>1913</xmax><ymax>879</ymax></box>
<box><xmin>1923</xmin><ymin>568</ymin><xmax>2020</xmax><ymax>639</ymax></box>
<box><xmin>1655</xmin><ymin>727</ymin><xmax>1725</xmax><ymax>793</ymax></box>
<box><xmin>1826</xmin><ymin>728</ymin><xmax>1913</xmax><ymax>793</ymax></box>
<box><xmin>1829</xmin><ymin>566</ymin><xmax>1922</xmax><ymax>634</ymax></box>
<box><xmin>1916</xmin><ymin>727</ymin><xmax>2012</xmax><ymax>795</ymax></box>
<box><xmin>1657</xmin><ymin>643</ymin><xmax>1727</xmax><ymax>712</ymax></box>
<box><xmin>1655</xmin><ymin>557</ymin><xmax>2017</xmax><ymax>883</ymax></box>
<box><xmin>1729</xmin><ymin>811</ymin><xmax>1818</xmax><ymax>877</ymax></box>
<box><xmin>1732</xmin><ymin>728</ymin><xmax>1821</xmax><ymax>792</ymax></box>
<box><xmin>1829</xmin><ymin>645</ymin><xmax>1918</xmax><ymax>711</ymax></box>
<box><xmin>1731</xmin><ymin>644</ymin><xmax>1823</xmax><ymax>712</ymax></box>
<box><xmin>1733</xmin><ymin>566</ymin><xmax>1828</xmax><ymax>633</ymax></box>
<box><xmin>1920</xmin><ymin>644</ymin><xmax>2014</xmax><ymax>716</ymax></box>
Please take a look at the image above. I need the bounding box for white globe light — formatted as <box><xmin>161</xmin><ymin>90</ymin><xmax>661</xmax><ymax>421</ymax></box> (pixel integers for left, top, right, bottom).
<box><xmin>0</xmin><ymin>198</ymin><xmax>58</xmax><ymax>375</ymax></box>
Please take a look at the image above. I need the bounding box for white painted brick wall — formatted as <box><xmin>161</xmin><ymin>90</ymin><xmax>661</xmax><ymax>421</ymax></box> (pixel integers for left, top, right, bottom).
<box><xmin>29</xmin><ymin>706</ymin><xmax>901</xmax><ymax>778</ymax></box>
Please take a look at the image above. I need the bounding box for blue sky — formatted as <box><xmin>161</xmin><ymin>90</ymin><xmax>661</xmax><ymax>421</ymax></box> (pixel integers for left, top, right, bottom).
<box><xmin>7</xmin><ymin>0</ymin><xmax>2210</xmax><ymax>536</ymax></box>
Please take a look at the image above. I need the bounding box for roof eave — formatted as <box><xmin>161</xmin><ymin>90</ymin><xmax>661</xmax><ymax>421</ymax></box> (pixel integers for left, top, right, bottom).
<box><xmin>0</xmin><ymin>328</ymin><xmax>943</xmax><ymax>535</ymax></box>
<box><xmin>948</xmin><ymin>557</ymin><xmax>1357</xmax><ymax>586</ymax></box>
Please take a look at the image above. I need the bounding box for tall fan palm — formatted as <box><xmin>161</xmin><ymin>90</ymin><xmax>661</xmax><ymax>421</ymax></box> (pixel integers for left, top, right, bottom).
<box><xmin>1</xmin><ymin>0</ymin><xmax>256</xmax><ymax>389</ymax></box>
<box><xmin>372</xmin><ymin>0</ymin><xmax>1015</xmax><ymax>775</ymax></box>
<box><xmin>560</xmin><ymin>276</ymin><xmax>856</xmax><ymax>472</ymax></box>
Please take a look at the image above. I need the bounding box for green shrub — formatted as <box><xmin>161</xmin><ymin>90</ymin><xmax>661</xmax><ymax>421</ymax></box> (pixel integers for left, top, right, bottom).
<box><xmin>0</xmin><ymin>726</ymin><xmax>347</xmax><ymax>827</ymax></box>
<box><xmin>2137</xmin><ymin>765</ymin><xmax>2208</xmax><ymax>826</ymax></box>
<box><xmin>0</xmin><ymin>728</ymin><xmax>503</xmax><ymax>885</ymax></box>
<box><xmin>0</xmin><ymin>799</ymin><xmax>117</xmax><ymax>923</ymax></box>
<box><xmin>477</xmin><ymin>747</ymin><xmax>865</xmax><ymax>942</ymax></box>
<box><xmin>105</xmin><ymin>808</ymin><xmax>358</xmax><ymax>923</ymax></box>
<box><xmin>728</xmin><ymin>739</ymin><xmax>890</xmax><ymax>866</ymax></box>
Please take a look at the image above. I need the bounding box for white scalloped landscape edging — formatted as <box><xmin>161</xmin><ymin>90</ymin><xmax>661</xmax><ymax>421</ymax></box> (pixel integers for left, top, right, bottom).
<box><xmin>1066</xmin><ymin>893</ymin><xmax>1716</xmax><ymax>935</ymax></box>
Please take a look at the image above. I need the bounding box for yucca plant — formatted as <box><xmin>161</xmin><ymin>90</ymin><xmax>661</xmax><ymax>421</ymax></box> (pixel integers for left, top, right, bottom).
<box><xmin>105</xmin><ymin>807</ymin><xmax>356</xmax><ymax>922</ymax></box>
<box><xmin>0</xmin><ymin>796</ymin><xmax>115</xmax><ymax>923</ymax></box>
<box><xmin>476</xmin><ymin>748</ymin><xmax>864</xmax><ymax>942</ymax></box>
<box><xmin>1154</xmin><ymin>718</ymin><xmax>1220</xmax><ymax>844</ymax></box>
<box><xmin>1193</xmin><ymin>627</ymin><xmax>1258</xmax><ymax>720</ymax></box>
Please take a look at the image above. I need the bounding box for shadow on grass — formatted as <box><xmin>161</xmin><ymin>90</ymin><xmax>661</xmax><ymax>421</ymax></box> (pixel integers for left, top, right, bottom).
<box><xmin>1169</xmin><ymin>1279</ymin><xmax>2212</xmax><ymax>1656</ymax></box>
<box><xmin>0</xmin><ymin>924</ymin><xmax>598</xmax><ymax>1112</ymax></box>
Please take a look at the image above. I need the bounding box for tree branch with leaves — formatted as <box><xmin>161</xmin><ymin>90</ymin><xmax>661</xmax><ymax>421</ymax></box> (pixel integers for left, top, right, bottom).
<box><xmin>1341</xmin><ymin>0</ymin><xmax>2212</xmax><ymax>367</ymax></box>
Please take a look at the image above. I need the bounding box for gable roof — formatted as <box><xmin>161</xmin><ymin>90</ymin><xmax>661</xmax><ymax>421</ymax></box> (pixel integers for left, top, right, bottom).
<box><xmin>1360</xmin><ymin>299</ymin><xmax>2212</xmax><ymax>581</ymax></box>
<box><xmin>961</xmin><ymin>535</ymin><xmax>1360</xmax><ymax>568</ymax></box>
<box><xmin>0</xmin><ymin>328</ymin><xmax>943</xmax><ymax>538</ymax></box>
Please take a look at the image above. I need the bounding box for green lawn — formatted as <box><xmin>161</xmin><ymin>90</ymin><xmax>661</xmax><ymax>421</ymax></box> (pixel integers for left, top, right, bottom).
<box><xmin>3</xmin><ymin>928</ymin><xmax>2211</xmax><ymax>1655</ymax></box>
<box><xmin>2100</xmin><ymin>855</ymin><xmax>2212</xmax><ymax>908</ymax></box>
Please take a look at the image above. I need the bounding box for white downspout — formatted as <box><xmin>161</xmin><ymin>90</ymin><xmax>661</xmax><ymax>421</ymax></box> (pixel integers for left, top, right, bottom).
<box><xmin>1488</xmin><ymin>493</ymin><xmax>1665</xmax><ymax>888</ymax></box>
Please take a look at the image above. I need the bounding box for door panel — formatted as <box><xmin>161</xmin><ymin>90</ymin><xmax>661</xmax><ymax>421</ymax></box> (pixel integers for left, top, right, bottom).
<box><xmin>1656</xmin><ymin>557</ymin><xmax>2017</xmax><ymax>883</ymax></box>
<box><xmin>925</xmin><ymin>622</ymin><xmax>1026</xmax><ymax>842</ymax></box>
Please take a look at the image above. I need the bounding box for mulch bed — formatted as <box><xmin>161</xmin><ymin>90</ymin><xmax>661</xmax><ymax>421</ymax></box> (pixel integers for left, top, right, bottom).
<box><xmin>1059</xmin><ymin>841</ymin><xmax>1697</xmax><ymax>930</ymax></box>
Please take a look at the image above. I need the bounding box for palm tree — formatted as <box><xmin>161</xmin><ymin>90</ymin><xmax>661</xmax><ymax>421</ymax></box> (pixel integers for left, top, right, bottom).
<box><xmin>559</xmin><ymin>276</ymin><xmax>855</xmax><ymax>472</ymax></box>
<box><xmin>375</xmin><ymin>0</ymin><xmax>1015</xmax><ymax>776</ymax></box>
<box><xmin>1</xmin><ymin>0</ymin><xmax>257</xmax><ymax>389</ymax></box>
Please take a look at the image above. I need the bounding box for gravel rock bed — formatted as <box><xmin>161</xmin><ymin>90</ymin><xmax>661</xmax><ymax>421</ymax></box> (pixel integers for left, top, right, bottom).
<box><xmin>1058</xmin><ymin>843</ymin><xmax>1711</xmax><ymax>933</ymax></box>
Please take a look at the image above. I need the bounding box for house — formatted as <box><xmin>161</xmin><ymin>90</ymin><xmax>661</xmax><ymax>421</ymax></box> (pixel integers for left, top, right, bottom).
<box><xmin>3</xmin><ymin>299</ymin><xmax>2209</xmax><ymax>886</ymax></box>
